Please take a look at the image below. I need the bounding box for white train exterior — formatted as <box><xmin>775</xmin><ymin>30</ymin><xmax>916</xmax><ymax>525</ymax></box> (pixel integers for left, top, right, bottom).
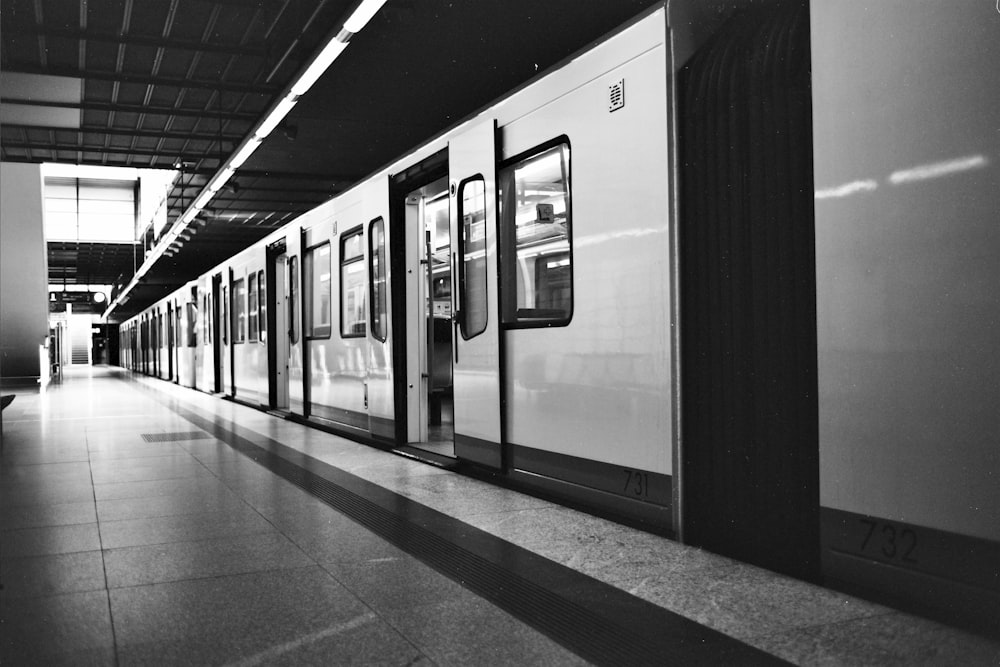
<box><xmin>120</xmin><ymin>1</ymin><xmax>1000</xmax><ymax>631</ymax></box>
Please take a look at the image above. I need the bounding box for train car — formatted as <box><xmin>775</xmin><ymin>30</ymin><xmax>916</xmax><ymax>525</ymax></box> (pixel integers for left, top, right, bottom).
<box><xmin>119</xmin><ymin>0</ymin><xmax>999</xmax><ymax>631</ymax></box>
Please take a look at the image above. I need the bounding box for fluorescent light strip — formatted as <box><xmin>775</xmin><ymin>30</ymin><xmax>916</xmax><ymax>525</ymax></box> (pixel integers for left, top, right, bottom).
<box><xmin>291</xmin><ymin>38</ymin><xmax>349</xmax><ymax>96</ymax></box>
<box><xmin>193</xmin><ymin>190</ymin><xmax>213</xmax><ymax>209</ymax></box>
<box><xmin>208</xmin><ymin>166</ymin><xmax>236</xmax><ymax>193</ymax></box>
<box><xmin>255</xmin><ymin>96</ymin><xmax>297</xmax><ymax>140</ymax></box>
<box><xmin>230</xmin><ymin>136</ymin><xmax>262</xmax><ymax>169</ymax></box>
<box><xmin>343</xmin><ymin>0</ymin><xmax>388</xmax><ymax>33</ymax></box>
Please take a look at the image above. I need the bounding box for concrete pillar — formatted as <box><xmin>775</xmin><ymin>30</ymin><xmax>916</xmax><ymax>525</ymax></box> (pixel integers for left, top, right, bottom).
<box><xmin>1</xmin><ymin>162</ymin><xmax>49</xmax><ymax>387</ymax></box>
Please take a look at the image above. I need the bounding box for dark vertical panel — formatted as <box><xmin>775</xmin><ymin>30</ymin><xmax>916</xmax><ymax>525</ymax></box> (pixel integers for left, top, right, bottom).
<box><xmin>680</xmin><ymin>0</ymin><xmax>818</xmax><ymax>579</ymax></box>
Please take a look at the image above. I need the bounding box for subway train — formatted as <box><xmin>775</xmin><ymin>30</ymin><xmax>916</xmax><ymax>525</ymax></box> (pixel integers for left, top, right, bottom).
<box><xmin>120</xmin><ymin>1</ymin><xmax>1000</xmax><ymax>631</ymax></box>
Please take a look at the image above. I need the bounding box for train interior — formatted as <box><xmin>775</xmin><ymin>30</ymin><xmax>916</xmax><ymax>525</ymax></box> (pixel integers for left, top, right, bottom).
<box><xmin>403</xmin><ymin>176</ymin><xmax>455</xmax><ymax>457</ymax></box>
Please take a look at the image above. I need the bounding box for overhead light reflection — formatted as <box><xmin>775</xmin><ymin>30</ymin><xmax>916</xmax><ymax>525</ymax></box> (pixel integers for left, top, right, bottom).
<box><xmin>814</xmin><ymin>179</ymin><xmax>878</xmax><ymax>200</ymax></box>
<box><xmin>889</xmin><ymin>154</ymin><xmax>988</xmax><ymax>185</ymax></box>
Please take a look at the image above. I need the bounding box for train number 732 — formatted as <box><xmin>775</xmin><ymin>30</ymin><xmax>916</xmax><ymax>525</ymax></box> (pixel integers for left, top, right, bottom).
<box><xmin>859</xmin><ymin>518</ymin><xmax>918</xmax><ymax>564</ymax></box>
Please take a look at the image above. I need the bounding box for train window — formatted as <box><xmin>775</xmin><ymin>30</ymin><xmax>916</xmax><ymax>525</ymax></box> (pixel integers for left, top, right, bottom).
<box><xmin>221</xmin><ymin>286</ymin><xmax>228</xmax><ymax>344</ymax></box>
<box><xmin>369</xmin><ymin>218</ymin><xmax>387</xmax><ymax>342</ymax></box>
<box><xmin>187</xmin><ymin>302</ymin><xmax>197</xmax><ymax>347</ymax></box>
<box><xmin>340</xmin><ymin>228</ymin><xmax>366</xmax><ymax>338</ymax></box>
<box><xmin>258</xmin><ymin>270</ymin><xmax>267</xmax><ymax>343</ymax></box>
<box><xmin>233</xmin><ymin>278</ymin><xmax>246</xmax><ymax>343</ymax></box>
<box><xmin>459</xmin><ymin>176</ymin><xmax>488</xmax><ymax>339</ymax></box>
<box><xmin>499</xmin><ymin>139</ymin><xmax>572</xmax><ymax>327</ymax></box>
<box><xmin>289</xmin><ymin>256</ymin><xmax>299</xmax><ymax>344</ymax></box>
<box><xmin>207</xmin><ymin>292</ymin><xmax>213</xmax><ymax>344</ymax></box>
<box><xmin>304</xmin><ymin>242</ymin><xmax>332</xmax><ymax>339</ymax></box>
<box><xmin>248</xmin><ymin>273</ymin><xmax>259</xmax><ymax>342</ymax></box>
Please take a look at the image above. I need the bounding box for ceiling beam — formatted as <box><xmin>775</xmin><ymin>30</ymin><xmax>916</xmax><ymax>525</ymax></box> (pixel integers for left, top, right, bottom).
<box><xmin>1</xmin><ymin>97</ymin><xmax>259</xmax><ymax>122</ymax></box>
<box><xmin>1</xmin><ymin>64</ymin><xmax>279</xmax><ymax>95</ymax></box>
<box><xmin>2</xmin><ymin>123</ymin><xmax>244</xmax><ymax>144</ymax></box>
<box><xmin>1</xmin><ymin>138</ymin><xmax>223</xmax><ymax>161</ymax></box>
<box><xmin>21</xmin><ymin>25</ymin><xmax>270</xmax><ymax>57</ymax></box>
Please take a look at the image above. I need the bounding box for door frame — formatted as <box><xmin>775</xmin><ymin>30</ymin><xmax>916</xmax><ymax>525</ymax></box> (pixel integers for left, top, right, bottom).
<box><xmin>266</xmin><ymin>239</ymin><xmax>289</xmax><ymax>410</ymax></box>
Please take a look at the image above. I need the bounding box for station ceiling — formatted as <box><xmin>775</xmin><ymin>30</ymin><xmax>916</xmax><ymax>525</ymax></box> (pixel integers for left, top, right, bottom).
<box><xmin>1</xmin><ymin>0</ymin><xmax>659</xmax><ymax>321</ymax></box>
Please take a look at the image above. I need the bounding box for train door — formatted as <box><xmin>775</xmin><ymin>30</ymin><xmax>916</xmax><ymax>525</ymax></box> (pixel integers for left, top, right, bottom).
<box><xmin>174</xmin><ymin>299</ymin><xmax>181</xmax><ymax>383</ymax></box>
<box><xmin>212</xmin><ymin>274</ymin><xmax>223</xmax><ymax>392</ymax></box>
<box><xmin>167</xmin><ymin>302</ymin><xmax>174</xmax><ymax>380</ymax></box>
<box><xmin>224</xmin><ymin>270</ymin><xmax>234</xmax><ymax>395</ymax></box>
<box><xmin>287</xmin><ymin>231</ymin><xmax>305</xmax><ymax>416</ymax></box>
<box><xmin>390</xmin><ymin>158</ymin><xmax>455</xmax><ymax>457</ymax></box>
<box><xmin>448</xmin><ymin>119</ymin><xmax>503</xmax><ymax>469</ymax></box>
<box><xmin>267</xmin><ymin>241</ymin><xmax>290</xmax><ymax>411</ymax></box>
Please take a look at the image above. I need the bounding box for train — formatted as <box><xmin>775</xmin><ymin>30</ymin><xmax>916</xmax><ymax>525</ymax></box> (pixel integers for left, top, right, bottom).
<box><xmin>119</xmin><ymin>0</ymin><xmax>1000</xmax><ymax>632</ymax></box>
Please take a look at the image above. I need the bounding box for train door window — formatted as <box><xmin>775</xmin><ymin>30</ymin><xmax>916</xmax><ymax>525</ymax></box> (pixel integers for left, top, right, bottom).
<box><xmin>248</xmin><ymin>273</ymin><xmax>259</xmax><ymax>342</ymax></box>
<box><xmin>458</xmin><ymin>177</ymin><xmax>488</xmax><ymax>339</ymax></box>
<box><xmin>207</xmin><ymin>292</ymin><xmax>213</xmax><ymax>344</ymax></box>
<box><xmin>304</xmin><ymin>242</ymin><xmax>332</xmax><ymax>338</ymax></box>
<box><xmin>187</xmin><ymin>302</ymin><xmax>197</xmax><ymax>347</ymax></box>
<box><xmin>289</xmin><ymin>256</ymin><xmax>299</xmax><ymax>344</ymax></box>
<box><xmin>369</xmin><ymin>218</ymin><xmax>387</xmax><ymax>342</ymax></box>
<box><xmin>221</xmin><ymin>286</ymin><xmax>228</xmax><ymax>344</ymax></box>
<box><xmin>258</xmin><ymin>270</ymin><xmax>267</xmax><ymax>343</ymax></box>
<box><xmin>340</xmin><ymin>228</ymin><xmax>366</xmax><ymax>338</ymax></box>
<box><xmin>499</xmin><ymin>139</ymin><xmax>573</xmax><ymax>326</ymax></box>
<box><xmin>233</xmin><ymin>278</ymin><xmax>246</xmax><ymax>343</ymax></box>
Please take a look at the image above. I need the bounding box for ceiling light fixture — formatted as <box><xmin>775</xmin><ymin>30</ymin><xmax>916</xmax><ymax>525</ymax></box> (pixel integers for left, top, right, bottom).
<box><xmin>255</xmin><ymin>96</ymin><xmax>298</xmax><ymax>140</ymax></box>
<box><xmin>291</xmin><ymin>39</ymin><xmax>349</xmax><ymax>96</ymax></box>
<box><xmin>343</xmin><ymin>0</ymin><xmax>389</xmax><ymax>33</ymax></box>
<box><xmin>229</xmin><ymin>137</ymin><xmax>262</xmax><ymax>169</ymax></box>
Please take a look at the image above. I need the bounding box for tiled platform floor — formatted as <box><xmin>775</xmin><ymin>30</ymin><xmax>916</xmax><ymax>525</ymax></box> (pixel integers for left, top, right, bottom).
<box><xmin>2</xmin><ymin>366</ymin><xmax>999</xmax><ymax>665</ymax></box>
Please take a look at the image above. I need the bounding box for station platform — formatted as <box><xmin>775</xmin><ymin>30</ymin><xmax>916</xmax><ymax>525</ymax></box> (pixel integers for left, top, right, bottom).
<box><xmin>2</xmin><ymin>366</ymin><xmax>998</xmax><ymax>665</ymax></box>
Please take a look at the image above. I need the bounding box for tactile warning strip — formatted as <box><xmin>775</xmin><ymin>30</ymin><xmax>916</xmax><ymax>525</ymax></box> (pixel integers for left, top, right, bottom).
<box><xmin>147</xmin><ymin>388</ymin><xmax>788</xmax><ymax>666</ymax></box>
<box><xmin>140</xmin><ymin>431</ymin><xmax>213</xmax><ymax>443</ymax></box>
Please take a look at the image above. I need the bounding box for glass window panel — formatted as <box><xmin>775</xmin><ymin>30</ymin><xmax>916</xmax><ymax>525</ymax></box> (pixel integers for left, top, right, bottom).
<box><xmin>342</xmin><ymin>233</ymin><xmax>363</xmax><ymax>262</ymax></box>
<box><xmin>369</xmin><ymin>218</ymin><xmax>387</xmax><ymax>342</ymax></box>
<box><xmin>340</xmin><ymin>230</ymin><xmax>366</xmax><ymax>338</ymax></box>
<box><xmin>341</xmin><ymin>257</ymin><xmax>366</xmax><ymax>337</ymax></box>
<box><xmin>188</xmin><ymin>302</ymin><xmax>198</xmax><ymax>347</ymax></box>
<box><xmin>459</xmin><ymin>177</ymin><xmax>488</xmax><ymax>339</ymax></box>
<box><xmin>248</xmin><ymin>273</ymin><xmax>259</xmax><ymax>341</ymax></box>
<box><xmin>233</xmin><ymin>279</ymin><xmax>246</xmax><ymax>343</ymax></box>
<box><xmin>289</xmin><ymin>256</ymin><xmax>299</xmax><ymax>344</ymax></box>
<box><xmin>46</xmin><ymin>199</ymin><xmax>77</xmax><ymax>213</ymax></box>
<box><xmin>305</xmin><ymin>243</ymin><xmax>332</xmax><ymax>338</ymax></box>
<box><xmin>43</xmin><ymin>177</ymin><xmax>136</xmax><ymax>244</ymax></box>
<box><xmin>258</xmin><ymin>270</ymin><xmax>267</xmax><ymax>343</ymax></box>
<box><xmin>45</xmin><ymin>211</ymin><xmax>78</xmax><ymax>240</ymax></box>
<box><xmin>78</xmin><ymin>200</ymin><xmax>133</xmax><ymax>216</ymax></box>
<box><xmin>500</xmin><ymin>142</ymin><xmax>573</xmax><ymax>326</ymax></box>
<box><xmin>222</xmin><ymin>287</ymin><xmax>228</xmax><ymax>344</ymax></box>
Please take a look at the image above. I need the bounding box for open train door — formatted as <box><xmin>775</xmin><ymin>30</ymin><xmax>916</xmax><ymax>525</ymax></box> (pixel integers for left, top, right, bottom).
<box><xmin>448</xmin><ymin>119</ymin><xmax>503</xmax><ymax>469</ymax></box>
<box><xmin>211</xmin><ymin>274</ymin><xmax>222</xmax><ymax>392</ymax></box>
